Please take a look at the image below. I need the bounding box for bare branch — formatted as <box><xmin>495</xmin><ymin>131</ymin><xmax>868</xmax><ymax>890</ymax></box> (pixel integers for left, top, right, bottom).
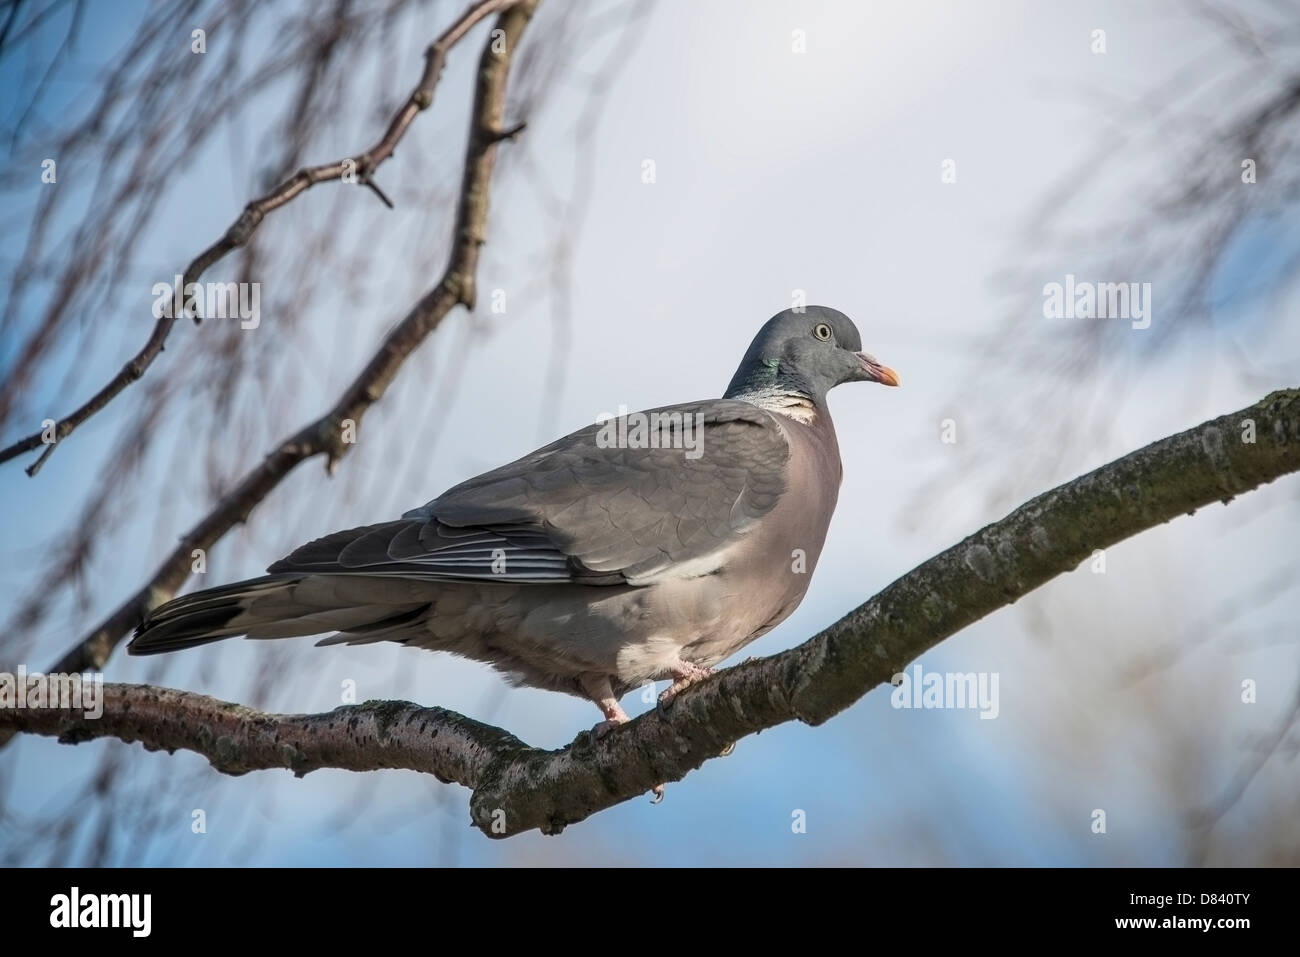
<box><xmin>0</xmin><ymin>684</ymin><xmax>528</xmax><ymax>782</ymax></box>
<box><xmin>40</xmin><ymin>0</ymin><xmax>540</xmax><ymax>676</ymax></box>
<box><xmin>8</xmin><ymin>388</ymin><xmax>1297</xmax><ymax>837</ymax></box>
<box><xmin>0</xmin><ymin>0</ymin><xmax>522</xmax><ymax>474</ymax></box>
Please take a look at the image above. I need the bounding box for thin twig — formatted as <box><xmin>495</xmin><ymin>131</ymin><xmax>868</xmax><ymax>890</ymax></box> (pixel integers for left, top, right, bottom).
<box><xmin>37</xmin><ymin>0</ymin><xmax>539</xmax><ymax>676</ymax></box>
<box><xmin>0</xmin><ymin>0</ymin><xmax>522</xmax><ymax>473</ymax></box>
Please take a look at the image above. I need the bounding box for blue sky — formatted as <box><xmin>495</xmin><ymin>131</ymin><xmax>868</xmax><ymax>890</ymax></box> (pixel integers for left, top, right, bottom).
<box><xmin>2</xmin><ymin>0</ymin><xmax>1298</xmax><ymax>866</ymax></box>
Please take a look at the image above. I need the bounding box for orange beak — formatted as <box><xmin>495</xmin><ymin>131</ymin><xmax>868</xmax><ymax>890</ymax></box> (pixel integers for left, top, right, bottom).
<box><xmin>857</xmin><ymin>352</ymin><xmax>901</xmax><ymax>387</ymax></box>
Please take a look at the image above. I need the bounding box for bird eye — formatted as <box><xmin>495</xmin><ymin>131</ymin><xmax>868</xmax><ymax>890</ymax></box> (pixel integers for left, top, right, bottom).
<box><xmin>813</xmin><ymin>322</ymin><xmax>833</xmax><ymax>341</ymax></box>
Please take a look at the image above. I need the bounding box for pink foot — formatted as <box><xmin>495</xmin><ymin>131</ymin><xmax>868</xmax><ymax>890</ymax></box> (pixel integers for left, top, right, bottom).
<box><xmin>657</xmin><ymin>660</ymin><xmax>715</xmax><ymax>709</ymax></box>
<box><xmin>580</xmin><ymin>672</ymin><xmax>674</xmax><ymax>802</ymax></box>
<box><xmin>591</xmin><ymin>714</ymin><xmax>627</xmax><ymax>738</ymax></box>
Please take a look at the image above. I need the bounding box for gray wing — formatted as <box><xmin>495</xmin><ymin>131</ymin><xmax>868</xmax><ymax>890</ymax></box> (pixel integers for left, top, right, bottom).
<box><xmin>268</xmin><ymin>400</ymin><xmax>789</xmax><ymax>586</ymax></box>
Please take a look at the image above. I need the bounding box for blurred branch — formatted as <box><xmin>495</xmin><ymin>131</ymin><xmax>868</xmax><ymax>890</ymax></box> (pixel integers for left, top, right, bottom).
<box><xmin>39</xmin><ymin>0</ymin><xmax>539</xmax><ymax>676</ymax></box>
<box><xmin>8</xmin><ymin>388</ymin><xmax>1298</xmax><ymax>836</ymax></box>
<box><xmin>0</xmin><ymin>0</ymin><xmax>521</xmax><ymax>476</ymax></box>
<box><xmin>919</xmin><ymin>2</ymin><xmax>1300</xmax><ymax>521</ymax></box>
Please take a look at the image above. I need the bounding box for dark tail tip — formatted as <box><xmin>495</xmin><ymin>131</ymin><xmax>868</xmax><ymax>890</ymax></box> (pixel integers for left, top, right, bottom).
<box><xmin>129</xmin><ymin>602</ymin><xmax>244</xmax><ymax>656</ymax></box>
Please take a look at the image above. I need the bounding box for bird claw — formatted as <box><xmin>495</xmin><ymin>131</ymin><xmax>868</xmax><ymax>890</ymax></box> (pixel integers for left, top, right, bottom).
<box><xmin>590</xmin><ymin>717</ymin><xmax>626</xmax><ymax>739</ymax></box>
<box><xmin>656</xmin><ymin>662</ymin><xmax>715</xmax><ymax>711</ymax></box>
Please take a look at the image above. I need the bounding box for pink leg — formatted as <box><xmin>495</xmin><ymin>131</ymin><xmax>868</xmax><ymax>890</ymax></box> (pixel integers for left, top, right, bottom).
<box><xmin>579</xmin><ymin>673</ymin><xmax>630</xmax><ymax>737</ymax></box>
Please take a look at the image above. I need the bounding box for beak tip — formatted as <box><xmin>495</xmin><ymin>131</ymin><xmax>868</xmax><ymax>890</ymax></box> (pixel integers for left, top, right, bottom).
<box><xmin>858</xmin><ymin>352</ymin><xmax>900</xmax><ymax>387</ymax></box>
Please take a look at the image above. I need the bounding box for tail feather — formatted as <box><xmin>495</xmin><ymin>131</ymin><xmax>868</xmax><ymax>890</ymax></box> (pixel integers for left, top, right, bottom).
<box><xmin>129</xmin><ymin>574</ymin><xmax>430</xmax><ymax>655</ymax></box>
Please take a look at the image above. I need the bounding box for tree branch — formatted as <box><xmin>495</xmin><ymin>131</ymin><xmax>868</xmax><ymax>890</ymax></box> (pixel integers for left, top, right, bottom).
<box><xmin>6</xmin><ymin>388</ymin><xmax>1297</xmax><ymax>837</ymax></box>
<box><xmin>0</xmin><ymin>684</ymin><xmax>526</xmax><ymax>784</ymax></box>
<box><xmin>0</xmin><ymin>0</ymin><xmax>523</xmax><ymax>475</ymax></box>
<box><xmin>40</xmin><ymin>0</ymin><xmax>539</xmax><ymax>676</ymax></box>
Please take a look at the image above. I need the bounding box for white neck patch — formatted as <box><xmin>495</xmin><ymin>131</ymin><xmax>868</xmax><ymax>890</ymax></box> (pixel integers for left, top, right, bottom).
<box><xmin>744</xmin><ymin>391</ymin><xmax>819</xmax><ymax>424</ymax></box>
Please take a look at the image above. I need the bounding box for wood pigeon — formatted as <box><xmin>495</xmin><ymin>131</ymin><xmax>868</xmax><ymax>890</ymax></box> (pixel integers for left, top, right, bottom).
<box><xmin>130</xmin><ymin>306</ymin><xmax>899</xmax><ymax>732</ymax></box>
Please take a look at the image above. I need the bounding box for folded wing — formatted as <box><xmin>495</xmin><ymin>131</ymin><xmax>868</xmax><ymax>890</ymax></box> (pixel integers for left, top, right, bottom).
<box><xmin>269</xmin><ymin>400</ymin><xmax>789</xmax><ymax>586</ymax></box>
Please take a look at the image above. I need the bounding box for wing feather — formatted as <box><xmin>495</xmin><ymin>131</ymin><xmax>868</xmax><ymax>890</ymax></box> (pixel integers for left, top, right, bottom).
<box><xmin>268</xmin><ymin>400</ymin><xmax>789</xmax><ymax>586</ymax></box>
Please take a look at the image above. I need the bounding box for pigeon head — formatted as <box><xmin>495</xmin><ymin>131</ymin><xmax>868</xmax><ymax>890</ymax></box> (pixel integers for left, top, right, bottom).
<box><xmin>724</xmin><ymin>306</ymin><xmax>899</xmax><ymax>407</ymax></box>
